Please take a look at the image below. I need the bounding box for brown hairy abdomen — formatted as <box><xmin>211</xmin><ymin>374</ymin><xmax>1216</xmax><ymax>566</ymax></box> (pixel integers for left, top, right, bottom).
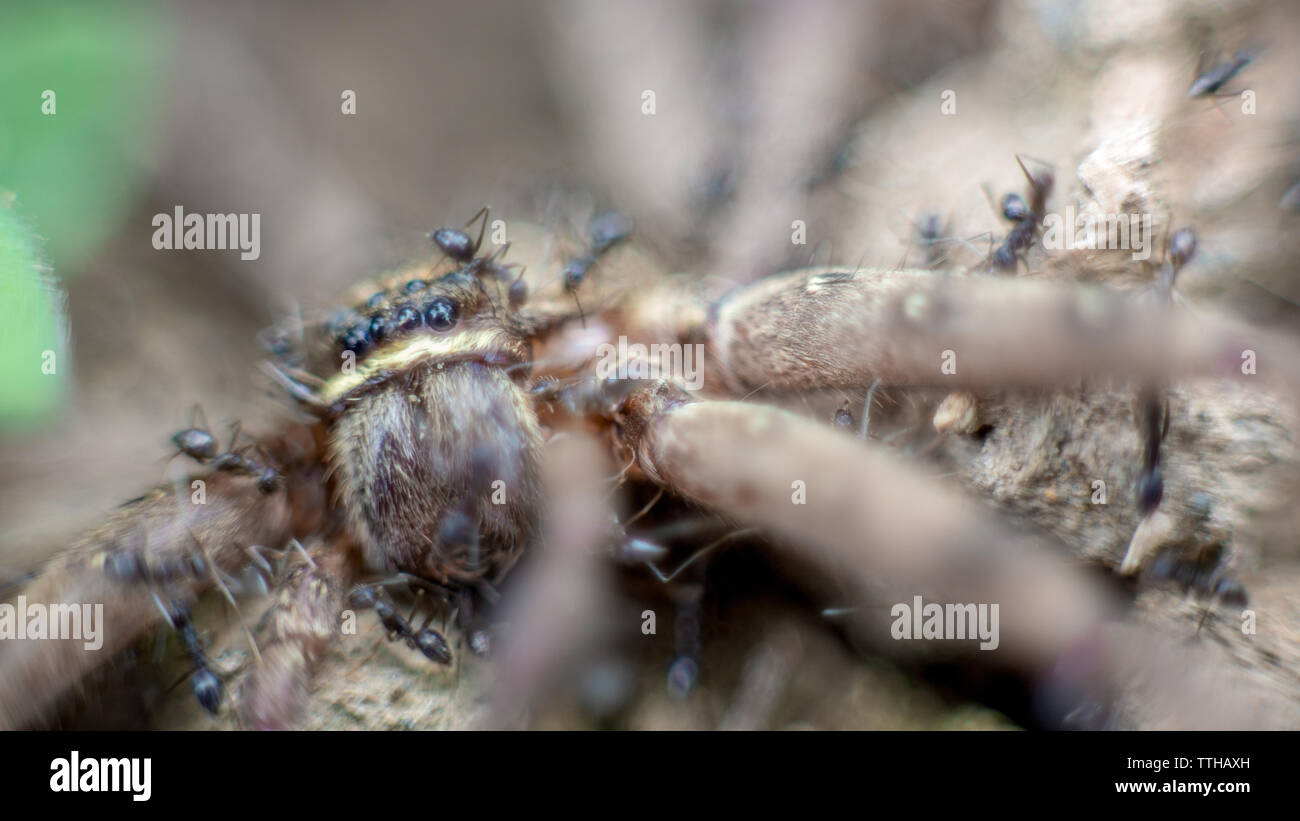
<box><xmin>329</xmin><ymin>361</ymin><xmax>542</xmax><ymax>584</ymax></box>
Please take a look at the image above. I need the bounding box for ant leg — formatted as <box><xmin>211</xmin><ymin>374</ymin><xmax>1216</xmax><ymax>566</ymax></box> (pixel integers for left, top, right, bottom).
<box><xmin>466</xmin><ymin>206</ymin><xmax>490</xmax><ymax>256</ymax></box>
<box><xmin>260</xmin><ymin>361</ymin><xmax>334</xmax><ymax>416</ymax></box>
<box><xmin>570</xmin><ymin>289</ymin><xmax>587</xmax><ymax>328</ymax></box>
<box><xmin>667</xmin><ymin>580</ymin><xmax>704</xmax><ymax>698</ymax></box>
<box><xmin>226</xmin><ymin>419</ymin><xmax>244</xmax><ymax>454</ymax></box>
<box><xmin>1015</xmin><ymin>152</ymin><xmax>1055</xmax><ymax>177</ymax></box>
<box><xmin>648</xmin><ymin>529</ymin><xmax>757</xmax><ymax>583</ymax></box>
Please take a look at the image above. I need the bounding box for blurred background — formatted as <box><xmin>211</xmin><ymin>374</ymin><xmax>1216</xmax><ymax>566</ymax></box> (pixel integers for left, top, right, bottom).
<box><xmin>2</xmin><ymin>0</ymin><xmax>1298</xmax><ymax>728</ymax></box>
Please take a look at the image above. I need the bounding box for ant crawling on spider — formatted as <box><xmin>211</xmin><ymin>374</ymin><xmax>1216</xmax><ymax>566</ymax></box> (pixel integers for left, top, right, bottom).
<box><xmin>429</xmin><ymin>206</ymin><xmax>529</xmax><ymax>313</ymax></box>
<box><xmin>559</xmin><ymin>211</ymin><xmax>634</xmax><ymax>323</ymax></box>
<box><xmin>165</xmin><ymin>600</ymin><xmax>224</xmax><ymax>715</ymax></box>
<box><xmin>171</xmin><ymin>406</ymin><xmax>282</xmax><ymax>493</ymax></box>
<box><xmin>348</xmin><ymin>585</ymin><xmax>453</xmax><ymax>665</ymax></box>
<box><xmin>988</xmin><ymin>156</ymin><xmax>1054</xmax><ymax>274</ymax></box>
<box><xmin>430</xmin><ymin>206</ymin><xmax>513</xmax><ymax>280</ymax></box>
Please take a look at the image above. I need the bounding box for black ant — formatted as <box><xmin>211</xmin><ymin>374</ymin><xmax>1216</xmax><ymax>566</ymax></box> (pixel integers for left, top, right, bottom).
<box><xmin>171</xmin><ymin>406</ymin><xmax>281</xmax><ymax>493</ymax></box>
<box><xmin>560</xmin><ymin>211</ymin><xmax>634</xmax><ymax>325</ymax></box>
<box><xmin>348</xmin><ymin>585</ymin><xmax>452</xmax><ymax>665</ymax></box>
<box><xmin>988</xmin><ymin>156</ymin><xmax>1054</xmax><ymax>274</ymax></box>
<box><xmin>166</xmin><ymin>600</ymin><xmax>223</xmax><ymax>715</ymax></box>
<box><xmin>429</xmin><ymin>206</ymin><xmax>523</xmax><ymax>311</ymax></box>
<box><xmin>430</xmin><ymin>206</ymin><xmax>494</xmax><ymax>270</ymax></box>
<box><xmin>1144</xmin><ymin>543</ymin><xmax>1250</xmax><ymax>635</ymax></box>
<box><xmin>897</xmin><ymin>211</ymin><xmax>991</xmax><ymax>270</ymax></box>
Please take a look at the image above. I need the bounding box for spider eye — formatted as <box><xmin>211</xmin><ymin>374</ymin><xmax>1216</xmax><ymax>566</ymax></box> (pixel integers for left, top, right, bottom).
<box><xmin>424</xmin><ymin>297</ymin><xmax>459</xmax><ymax>332</ymax></box>
<box><xmin>1001</xmin><ymin>193</ymin><xmax>1028</xmax><ymax>221</ymax></box>
<box><xmin>365</xmin><ymin>291</ymin><xmax>387</xmax><ymax>309</ymax></box>
<box><xmin>395</xmin><ymin>304</ymin><xmax>421</xmax><ymax>331</ymax></box>
<box><xmin>404</xmin><ymin>279</ymin><xmax>427</xmax><ymax>293</ymax></box>
<box><xmin>367</xmin><ymin>314</ymin><xmax>388</xmax><ymax>342</ymax></box>
<box><xmin>340</xmin><ymin>323</ymin><xmax>371</xmax><ymax>356</ymax></box>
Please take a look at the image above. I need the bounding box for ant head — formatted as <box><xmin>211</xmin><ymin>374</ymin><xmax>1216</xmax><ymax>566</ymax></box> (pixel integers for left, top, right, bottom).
<box><xmin>563</xmin><ymin>256</ymin><xmax>593</xmax><ymax>293</ymax></box>
<box><xmin>191</xmin><ymin>668</ymin><xmax>223</xmax><ymax>715</ymax></box>
<box><xmin>429</xmin><ymin>206</ymin><xmax>491</xmax><ymax>264</ymax></box>
<box><xmin>1001</xmin><ymin>193</ymin><xmax>1029</xmax><ymax>222</ymax></box>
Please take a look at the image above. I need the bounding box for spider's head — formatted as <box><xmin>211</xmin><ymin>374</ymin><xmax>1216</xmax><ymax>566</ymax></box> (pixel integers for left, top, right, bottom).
<box><xmin>299</xmin><ymin>266</ymin><xmax>533</xmax><ymax>408</ymax></box>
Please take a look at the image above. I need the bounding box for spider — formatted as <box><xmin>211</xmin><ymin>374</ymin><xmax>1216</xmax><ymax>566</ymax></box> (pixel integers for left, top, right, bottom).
<box><xmin>1</xmin><ymin>202</ymin><xmax>1296</xmax><ymax>731</ymax></box>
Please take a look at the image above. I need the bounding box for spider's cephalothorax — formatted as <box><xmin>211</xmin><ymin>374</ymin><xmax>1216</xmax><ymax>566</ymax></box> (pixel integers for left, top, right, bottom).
<box><xmin>297</xmin><ymin>266</ymin><xmax>544</xmax><ymax>587</ymax></box>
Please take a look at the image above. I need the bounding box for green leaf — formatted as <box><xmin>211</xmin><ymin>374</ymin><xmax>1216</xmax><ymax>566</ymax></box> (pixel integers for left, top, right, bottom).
<box><xmin>0</xmin><ymin>197</ymin><xmax>67</xmax><ymax>427</ymax></box>
<box><xmin>0</xmin><ymin>0</ymin><xmax>165</xmax><ymax>274</ymax></box>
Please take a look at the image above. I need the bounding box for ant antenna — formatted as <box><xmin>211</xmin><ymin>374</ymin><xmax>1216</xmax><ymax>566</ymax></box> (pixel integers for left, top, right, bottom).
<box><xmin>570</xmin><ymin>290</ymin><xmax>587</xmax><ymax>328</ymax></box>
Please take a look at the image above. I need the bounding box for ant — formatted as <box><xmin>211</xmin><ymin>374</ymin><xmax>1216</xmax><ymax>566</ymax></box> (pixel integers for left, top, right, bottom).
<box><xmin>429</xmin><ymin>206</ymin><xmax>525</xmax><ymax>311</ymax></box>
<box><xmin>1144</xmin><ymin>544</ymin><xmax>1250</xmax><ymax>635</ymax></box>
<box><xmin>559</xmin><ymin>211</ymin><xmax>634</xmax><ymax>325</ymax></box>
<box><xmin>348</xmin><ymin>585</ymin><xmax>453</xmax><ymax>665</ymax></box>
<box><xmin>907</xmin><ymin>212</ymin><xmax>994</xmax><ymax>269</ymax></box>
<box><xmin>988</xmin><ymin>156</ymin><xmax>1054</xmax><ymax>274</ymax></box>
<box><xmin>171</xmin><ymin>406</ymin><xmax>281</xmax><ymax>493</ymax></box>
<box><xmin>166</xmin><ymin>600</ymin><xmax>223</xmax><ymax>714</ymax></box>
